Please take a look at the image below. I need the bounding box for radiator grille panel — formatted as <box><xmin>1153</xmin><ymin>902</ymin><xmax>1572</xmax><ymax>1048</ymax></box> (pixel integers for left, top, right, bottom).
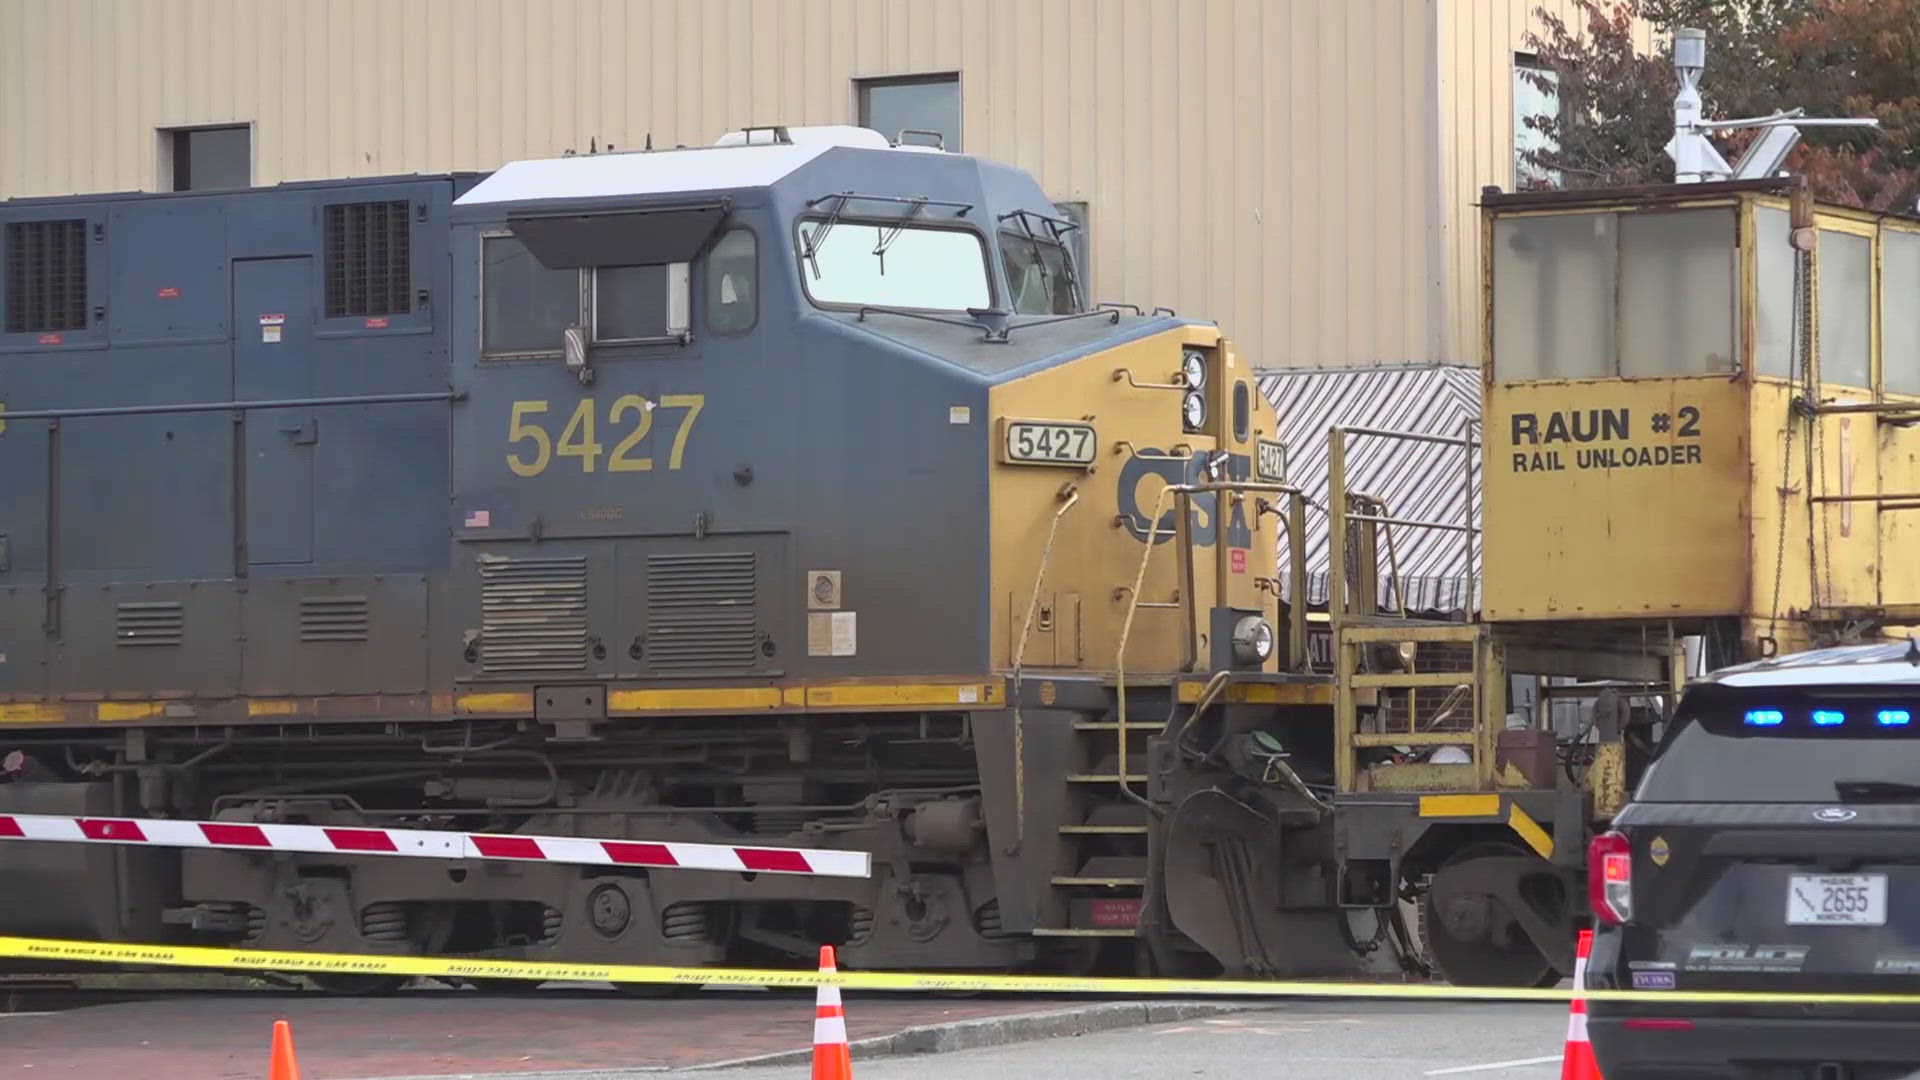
<box><xmin>300</xmin><ymin>595</ymin><xmax>370</xmax><ymax>642</ymax></box>
<box><xmin>116</xmin><ymin>601</ymin><xmax>183</xmax><ymax>647</ymax></box>
<box><xmin>323</xmin><ymin>200</ymin><xmax>411</xmax><ymax>318</ymax></box>
<box><xmin>646</xmin><ymin>552</ymin><xmax>758</xmax><ymax>671</ymax></box>
<box><xmin>480</xmin><ymin>555</ymin><xmax>589</xmax><ymax>673</ymax></box>
<box><xmin>5</xmin><ymin>219</ymin><xmax>88</xmax><ymax>334</ymax></box>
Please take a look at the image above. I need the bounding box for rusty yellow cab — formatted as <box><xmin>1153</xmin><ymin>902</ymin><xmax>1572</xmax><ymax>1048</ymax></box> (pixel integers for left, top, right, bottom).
<box><xmin>1316</xmin><ymin>176</ymin><xmax>1920</xmax><ymax>987</ymax></box>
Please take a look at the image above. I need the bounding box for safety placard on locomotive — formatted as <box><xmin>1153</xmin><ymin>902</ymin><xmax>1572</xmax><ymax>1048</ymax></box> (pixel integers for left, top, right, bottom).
<box><xmin>1506</xmin><ymin>405</ymin><xmax>1703</xmax><ymax>473</ymax></box>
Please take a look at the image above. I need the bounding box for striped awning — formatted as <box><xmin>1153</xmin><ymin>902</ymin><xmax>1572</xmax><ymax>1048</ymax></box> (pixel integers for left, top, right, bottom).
<box><xmin>1255</xmin><ymin>364</ymin><xmax>1482</xmax><ymax>614</ymax></box>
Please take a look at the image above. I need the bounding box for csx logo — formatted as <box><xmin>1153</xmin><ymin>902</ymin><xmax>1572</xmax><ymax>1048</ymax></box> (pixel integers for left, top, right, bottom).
<box><xmin>1116</xmin><ymin>449</ymin><xmax>1254</xmax><ymax>548</ymax></box>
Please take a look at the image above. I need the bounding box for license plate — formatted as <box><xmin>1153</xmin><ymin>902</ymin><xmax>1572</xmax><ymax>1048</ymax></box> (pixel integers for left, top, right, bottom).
<box><xmin>1786</xmin><ymin>874</ymin><xmax>1887</xmax><ymax>926</ymax></box>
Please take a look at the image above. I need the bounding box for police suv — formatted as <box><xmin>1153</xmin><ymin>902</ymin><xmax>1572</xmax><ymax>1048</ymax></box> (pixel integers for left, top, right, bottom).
<box><xmin>1586</xmin><ymin>642</ymin><xmax>1920</xmax><ymax>1078</ymax></box>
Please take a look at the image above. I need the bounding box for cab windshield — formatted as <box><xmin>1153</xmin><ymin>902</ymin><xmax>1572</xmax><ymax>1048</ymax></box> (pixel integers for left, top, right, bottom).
<box><xmin>797</xmin><ymin>219</ymin><xmax>990</xmax><ymax>311</ymax></box>
<box><xmin>1000</xmin><ymin>231</ymin><xmax>1078</xmax><ymax>315</ymax></box>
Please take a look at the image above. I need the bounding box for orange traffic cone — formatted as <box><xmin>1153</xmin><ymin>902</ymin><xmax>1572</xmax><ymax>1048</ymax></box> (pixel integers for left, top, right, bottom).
<box><xmin>812</xmin><ymin>946</ymin><xmax>853</xmax><ymax>1080</ymax></box>
<box><xmin>268</xmin><ymin>1019</ymin><xmax>301</xmax><ymax>1080</ymax></box>
<box><xmin>1561</xmin><ymin>929</ymin><xmax>1603</xmax><ymax>1080</ymax></box>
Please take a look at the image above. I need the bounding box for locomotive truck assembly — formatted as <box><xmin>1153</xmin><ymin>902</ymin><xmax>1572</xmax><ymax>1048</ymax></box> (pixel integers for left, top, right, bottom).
<box><xmin>0</xmin><ymin>124</ymin><xmax>1914</xmax><ymax>992</ymax></box>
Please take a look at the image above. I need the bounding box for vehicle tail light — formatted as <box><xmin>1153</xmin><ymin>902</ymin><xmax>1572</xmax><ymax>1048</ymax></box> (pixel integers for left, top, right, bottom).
<box><xmin>1589</xmin><ymin>830</ymin><xmax>1633</xmax><ymax>924</ymax></box>
<box><xmin>1623</xmin><ymin>1018</ymin><xmax>1695</xmax><ymax>1032</ymax></box>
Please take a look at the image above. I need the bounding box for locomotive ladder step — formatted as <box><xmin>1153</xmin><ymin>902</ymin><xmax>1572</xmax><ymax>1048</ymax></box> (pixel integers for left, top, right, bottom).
<box><xmin>1049</xmin><ymin>875</ymin><xmax>1147</xmax><ymax>887</ymax></box>
<box><xmin>1066</xmin><ymin>773</ymin><xmax>1148</xmax><ymax>784</ymax></box>
<box><xmin>1030</xmin><ymin>927</ymin><xmax>1138</xmax><ymax>938</ymax></box>
<box><xmin>1057</xmin><ymin>824</ymin><xmax>1149</xmax><ymax>835</ymax></box>
<box><xmin>1071</xmin><ymin>721</ymin><xmax>1156</xmax><ymax>732</ymax></box>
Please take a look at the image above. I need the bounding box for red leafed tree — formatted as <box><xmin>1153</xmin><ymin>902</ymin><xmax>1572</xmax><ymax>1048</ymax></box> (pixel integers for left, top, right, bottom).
<box><xmin>1520</xmin><ymin>0</ymin><xmax>1920</xmax><ymax>211</ymax></box>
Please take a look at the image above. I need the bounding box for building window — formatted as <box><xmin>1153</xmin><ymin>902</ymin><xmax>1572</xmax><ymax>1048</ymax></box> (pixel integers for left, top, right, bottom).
<box><xmin>857</xmin><ymin>74</ymin><xmax>961</xmax><ymax>151</ymax></box>
<box><xmin>1513</xmin><ymin>54</ymin><xmax>1561</xmax><ymax>190</ymax></box>
<box><xmin>161</xmin><ymin>125</ymin><xmax>252</xmax><ymax>192</ymax></box>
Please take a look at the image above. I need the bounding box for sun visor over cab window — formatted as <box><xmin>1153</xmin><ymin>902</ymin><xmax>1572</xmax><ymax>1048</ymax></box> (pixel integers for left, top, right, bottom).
<box><xmin>507</xmin><ymin>200</ymin><xmax>730</xmax><ymax>269</ymax></box>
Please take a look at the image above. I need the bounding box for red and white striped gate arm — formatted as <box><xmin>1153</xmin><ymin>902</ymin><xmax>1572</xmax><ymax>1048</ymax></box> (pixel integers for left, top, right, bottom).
<box><xmin>0</xmin><ymin>813</ymin><xmax>871</xmax><ymax>878</ymax></box>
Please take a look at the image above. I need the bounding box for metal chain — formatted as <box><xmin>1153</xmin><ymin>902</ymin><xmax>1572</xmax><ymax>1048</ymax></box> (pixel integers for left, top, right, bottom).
<box><xmin>1800</xmin><ymin>239</ymin><xmax>1836</xmax><ymax>616</ymax></box>
<box><xmin>1767</xmin><ymin>248</ymin><xmax>1809</xmax><ymax>639</ymax></box>
<box><xmin>1812</xmin><ymin>393</ymin><xmax>1836</xmax><ymax>616</ymax></box>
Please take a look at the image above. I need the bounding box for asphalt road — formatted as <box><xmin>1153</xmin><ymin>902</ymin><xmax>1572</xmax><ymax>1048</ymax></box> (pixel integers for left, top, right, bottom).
<box><xmin>677</xmin><ymin>1000</ymin><xmax>1571</xmax><ymax>1080</ymax></box>
<box><xmin>0</xmin><ymin>989</ymin><xmax>1571</xmax><ymax>1080</ymax></box>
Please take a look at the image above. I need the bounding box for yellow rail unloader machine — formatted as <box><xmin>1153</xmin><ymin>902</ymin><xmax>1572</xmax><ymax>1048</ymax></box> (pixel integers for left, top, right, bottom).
<box><xmin>1323</xmin><ymin>169</ymin><xmax>1920</xmax><ymax>984</ymax></box>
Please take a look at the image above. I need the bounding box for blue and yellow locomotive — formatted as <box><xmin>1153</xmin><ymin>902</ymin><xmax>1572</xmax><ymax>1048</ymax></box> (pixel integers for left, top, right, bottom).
<box><xmin>0</xmin><ymin>125</ymin><xmax>1371</xmax><ymax>990</ymax></box>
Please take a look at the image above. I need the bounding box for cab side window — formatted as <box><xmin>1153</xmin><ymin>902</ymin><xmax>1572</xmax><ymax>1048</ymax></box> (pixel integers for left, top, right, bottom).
<box><xmin>482</xmin><ymin>234</ymin><xmax>576</xmax><ymax>356</ymax></box>
<box><xmin>707</xmin><ymin>229</ymin><xmax>757</xmax><ymax>334</ymax></box>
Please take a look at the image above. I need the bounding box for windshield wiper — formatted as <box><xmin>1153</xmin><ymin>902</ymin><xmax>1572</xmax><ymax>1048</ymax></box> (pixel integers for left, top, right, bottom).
<box><xmin>1835</xmin><ymin>780</ymin><xmax>1920</xmax><ymax>803</ymax></box>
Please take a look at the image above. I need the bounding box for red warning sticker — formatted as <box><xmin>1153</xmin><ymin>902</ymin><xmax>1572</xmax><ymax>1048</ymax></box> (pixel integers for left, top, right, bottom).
<box><xmin>1088</xmin><ymin>899</ymin><xmax>1143</xmax><ymax>927</ymax></box>
<box><xmin>37</xmin><ymin>333</ymin><xmax>61</xmax><ymax>346</ymax></box>
<box><xmin>1230</xmin><ymin>548</ymin><xmax>1248</xmax><ymax>574</ymax></box>
<box><xmin>156</xmin><ymin>287</ymin><xmax>181</xmax><ymax>299</ymax></box>
<box><xmin>364</xmin><ymin>316</ymin><xmax>390</xmax><ymax>329</ymax></box>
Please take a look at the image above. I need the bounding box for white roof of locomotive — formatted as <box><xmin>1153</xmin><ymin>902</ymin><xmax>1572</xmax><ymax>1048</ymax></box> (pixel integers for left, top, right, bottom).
<box><xmin>455</xmin><ymin>125</ymin><xmax>935</xmax><ymax>207</ymax></box>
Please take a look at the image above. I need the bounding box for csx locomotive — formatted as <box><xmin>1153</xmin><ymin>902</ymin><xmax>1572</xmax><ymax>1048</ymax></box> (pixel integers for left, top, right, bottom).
<box><xmin>0</xmin><ymin>125</ymin><xmax>1372</xmax><ymax>991</ymax></box>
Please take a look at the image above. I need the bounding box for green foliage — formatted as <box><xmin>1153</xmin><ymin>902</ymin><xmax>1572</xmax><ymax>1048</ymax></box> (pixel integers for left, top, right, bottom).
<box><xmin>1521</xmin><ymin>0</ymin><xmax>1920</xmax><ymax>210</ymax></box>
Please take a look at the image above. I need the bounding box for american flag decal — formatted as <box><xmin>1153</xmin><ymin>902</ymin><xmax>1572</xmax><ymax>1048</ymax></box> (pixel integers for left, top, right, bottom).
<box><xmin>464</xmin><ymin>509</ymin><xmax>491</xmax><ymax>528</ymax></box>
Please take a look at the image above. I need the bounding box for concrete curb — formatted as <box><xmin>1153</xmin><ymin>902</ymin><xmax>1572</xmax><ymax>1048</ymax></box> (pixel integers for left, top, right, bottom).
<box><xmin>692</xmin><ymin>999</ymin><xmax>1266</xmax><ymax>1071</ymax></box>
<box><xmin>363</xmin><ymin>999</ymin><xmax>1269</xmax><ymax>1080</ymax></box>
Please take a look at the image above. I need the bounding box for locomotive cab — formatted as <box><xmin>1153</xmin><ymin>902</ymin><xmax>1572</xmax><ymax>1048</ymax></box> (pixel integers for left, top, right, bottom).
<box><xmin>444</xmin><ymin>123</ymin><xmax>1284</xmax><ymax>700</ymax></box>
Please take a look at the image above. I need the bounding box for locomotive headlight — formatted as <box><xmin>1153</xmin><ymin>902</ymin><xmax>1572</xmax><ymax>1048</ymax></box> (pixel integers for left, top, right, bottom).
<box><xmin>1232</xmin><ymin>615</ymin><xmax>1275</xmax><ymax>666</ymax></box>
<box><xmin>1180</xmin><ymin>348</ymin><xmax>1208</xmax><ymax>391</ymax></box>
<box><xmin>1182</xmin><ymin>390</ymin><xmax>1207</xmax><ymax>432</ymax></box>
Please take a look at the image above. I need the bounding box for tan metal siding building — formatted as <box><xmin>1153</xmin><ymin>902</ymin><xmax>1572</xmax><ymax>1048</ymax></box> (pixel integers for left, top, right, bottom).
<box><xmin>0</xmin><ymin>0</ymin><xmax>1615</xmax><ymax>368</ymax></box>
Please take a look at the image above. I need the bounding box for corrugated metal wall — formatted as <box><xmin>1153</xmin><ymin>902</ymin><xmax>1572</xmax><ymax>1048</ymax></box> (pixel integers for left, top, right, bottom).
<box><xmin>1258</xmin><ymin>365</ymin><xmax>1483</xmax><ymax>613</ymax></box>
<box><xmin>0</xmin><ymin>0</ymin><xmax>1621</xmax><ymax>369</ymax></box>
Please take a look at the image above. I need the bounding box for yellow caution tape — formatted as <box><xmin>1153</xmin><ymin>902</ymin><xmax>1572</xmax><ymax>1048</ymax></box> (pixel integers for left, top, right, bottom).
<box><xmin>5</xmin><ymin>935</ymin><xmax>1920</xmax><ymax>1006</ymax></box>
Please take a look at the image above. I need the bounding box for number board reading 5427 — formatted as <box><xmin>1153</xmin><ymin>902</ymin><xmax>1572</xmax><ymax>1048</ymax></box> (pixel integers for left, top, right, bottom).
<box><xmin>1002</xmin><ymin>420</ymin><xmax>1096</xmax><ymax>467</ymax></box>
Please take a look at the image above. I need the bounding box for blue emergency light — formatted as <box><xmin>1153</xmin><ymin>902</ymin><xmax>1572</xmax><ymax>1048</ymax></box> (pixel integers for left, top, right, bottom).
<box><xmin>1812</xmin><ymin>709</ymin><xmax>1845</xmax><ymax>727</ymax></box>
<box><xmin>1744</xmin><ymin>709</ymin><xmax>1785</xmax><ymax>727</ymax></box>
<box><xmin>1879</xmin><ymin>709</ymin><xmax>1912</xmax><ymax>727</ymax></box>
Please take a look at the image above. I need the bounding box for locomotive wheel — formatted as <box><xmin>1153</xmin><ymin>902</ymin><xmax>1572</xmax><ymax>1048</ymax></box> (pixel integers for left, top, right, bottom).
<box><xmin>1419</xmin><ymin>841</ymin><xmax>1565</xmax><ymax>988</ymax></box>
<box><xmin>464</xmin><ymin>977</ymin><xmax>540</xmax><ymax>994</ymax></box>
<box><xmin>614</xmin><ymin>980</ymin><xmax>685</xmax><ymax>998</ymax></box>
<box><xmin>307</xmin><ymin>973</ymin><xmax>410</xmax><ymax>996</ymax></box>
